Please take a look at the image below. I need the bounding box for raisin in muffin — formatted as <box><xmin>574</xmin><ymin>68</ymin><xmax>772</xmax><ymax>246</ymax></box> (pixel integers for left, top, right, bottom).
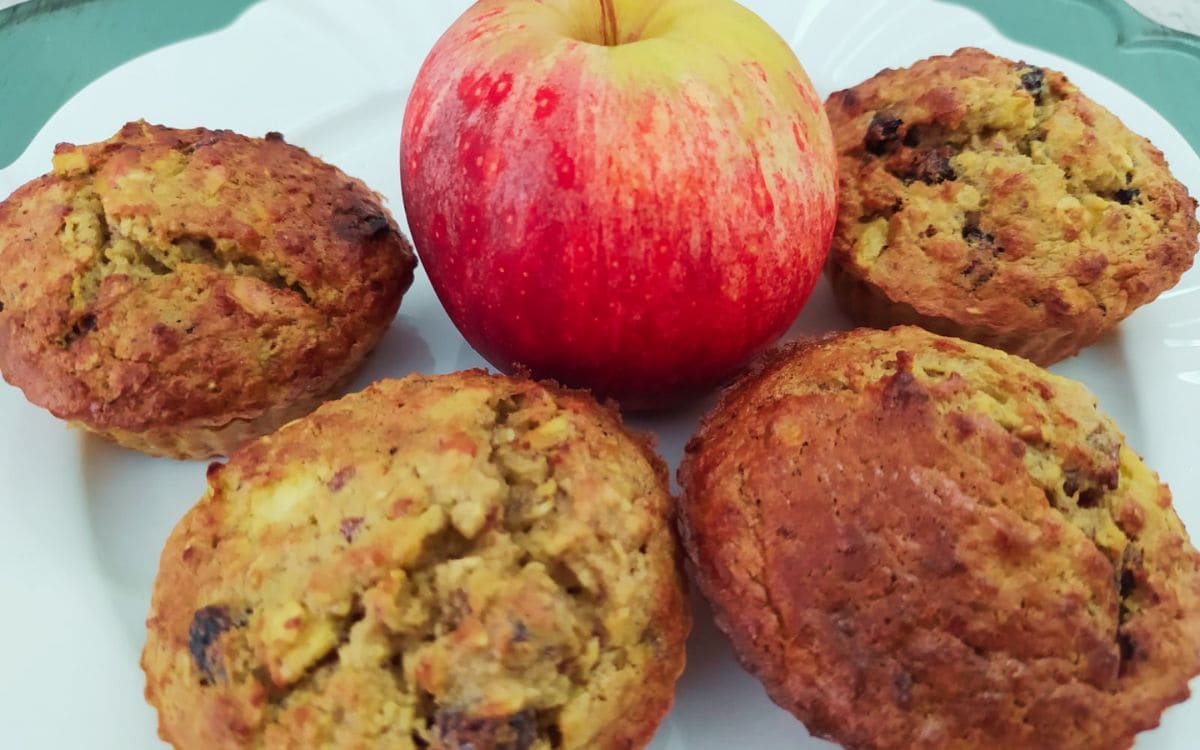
<box><xmin>142</xmin><ymin>370</ymin><xmax>689</xmax><ymax>750</ymax></box>
<box><xmin>824</xmin><ymin>48</ymin><xmax>1199</xmax><ymax>365</ymax></box>
<box><xmin>679</xmin><ymin>326</ymin><xmax>1200</xmax><ymax>750</ymax></box>
<box><xmin>0</xmin><ymin>121</ymin><xmax>416</xmax><ymax>458</ymax></box>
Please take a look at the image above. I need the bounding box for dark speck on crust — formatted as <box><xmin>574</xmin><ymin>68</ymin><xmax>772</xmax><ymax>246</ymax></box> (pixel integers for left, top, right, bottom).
<box><xmin>894</xmin><ymin>670</ymin><xmax>914</xmax><ymax>708</ymax></box>
<box><xmin>865</xmin><ymin>112</ymin><xmax>904</xmax><ymax>156</ymax></box>
<box><xmin>1019</xmin><ymin>67</ymin><xmax>1047</xmax><ymax>103</ymax></box>
<box><xmin>881</xmin><ymin>353</ymin><xmax>929</xmax><ymax>409</ymax></box>
<box><xmin>362</xmin><ymin>213</ymin><xmax>390</xmax><ymax>237</ymax></box>
<box><xmin>287</xmin><ymin>281</ymin><xmax>313</xmax><ymax>306</ymax></box>
<box><xmin>435</xmin><ymin>708</ymin><xmax>538</xmax><ymax>750</ymax></box>
<box><xmin>189</xmin><ymin>605</ymin><xmax>237</xmax><ymax>685</ymax></box>
<box><xmin>961</xmin><ymin>221</ymin><xmax>1004</xmax><ymax>288</ymax></box>
<box><xmin>911</xmin><ymin>148</ymin><xmax>957</xmax><ymax>185</ymax></box>
<box><xmin>883</xmin><ymin>370</ymin><xmax>928</xmax><ymax>407</ymax></box>
<box><xmin>1077</xmin><ymin>486</ymin><xmax>1104</xmax><ymax>508</ymax></box>
<box><xmin>1063</xmin><ymin>470</ymin><xmax>1081</xmax><ymax>498</ymax></box>
<box><xmin>1118</xmin><ymin>631</ymin><xmax>1137</xmax><ymax>676</ymax></box>
<box><xmin>185</xmin><ymin>135</ymin><xmax>223</xmax><ymax>153</ymax></box>
<box><xmin>512</xmin><ymin>620</ymin><xmax>530</xmax><ymax>643</ymax></box>
<box><xmin>340</xmin><ymin>516</ymin><xmax>365</xmax><ymax>543</ymax></box>
<box><xmin>62</xmin><ymin>313</ymin><xmax>97</xmax><ymax>347</ymax></box>
<box><xmin>264</xmin><ymin>131</ymin><xmax>285</xmax><ymax>142</ymax></box>
<box><xmin>951</xmin><ymin>411</ymin><xmax>978</xmax><ymax>439</ymax></box>
<box><xmin>962</xmin><ymin>223</ymin><xmax>996</xmax><ymax>247</ymax></box>
<box><xmin>1119</xmin><ymin>545</ymin><xmax>1143</xmax><ymax>604</ymax></box>
<box><xmin>961</xmin><ymin>260</ymin><xmax>994</xmax><ymax>289</ymax></box>
<box><xmin>1115</xmin><ymin>188</ymin><xmax>1140</xmax><ymax>205</ymax></box>
<box><xmin>329</xmin><ymin>466</ymin><xmax>356</xmax><ymax>491</ymax></box>
<box><xmin>334</xmin><ymin>205</ymin><xmax>392</xmax><ymax>242</ymax></box>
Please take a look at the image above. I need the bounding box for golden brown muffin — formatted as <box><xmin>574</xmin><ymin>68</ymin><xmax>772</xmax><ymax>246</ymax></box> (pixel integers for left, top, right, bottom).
<box><xmin>824</xmin><ymin>48</ymin><xmax>1199</xmax><ymax>365</ymax></box>
<box><xmin>0</xmin><ymin>121</ymin><xmax>416</xmax><ymax>458</ymax></box>
<box><xmin>142</xmin><ymin>370</ymin><xmax>689</xmax><ymax>750</ymax></box>
<box><xmin>679</xmin><ymin>326</ymin><xmax>1200</xmax><ymax>750</ymax></box>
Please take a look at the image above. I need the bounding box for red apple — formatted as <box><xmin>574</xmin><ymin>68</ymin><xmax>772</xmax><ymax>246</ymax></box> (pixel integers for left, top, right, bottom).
<box><xmin>401</xmin><ymin>0</ymin><xmax>837</xmax><ymax>407</ymax></box>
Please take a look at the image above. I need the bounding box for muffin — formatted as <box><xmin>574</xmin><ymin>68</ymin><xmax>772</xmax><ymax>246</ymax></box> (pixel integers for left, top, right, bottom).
<box><xmin>0</xmin><ymin>120</ymin><xmax>416</xmax><ymax>458</ymax></box>
<box><xmin>824</xmin><ymin>48</ymin><xmax>1199</xmax><ymax>365</ymax></box>
<box><xmin>142</xmin><ymin>370</ymin><xmax>689</xmax><ymax>749</ymax></box>
<box><xmin>679</xmin><ymin>326</ymin><xmax>1200</xmax><ymax>750</ymax></box>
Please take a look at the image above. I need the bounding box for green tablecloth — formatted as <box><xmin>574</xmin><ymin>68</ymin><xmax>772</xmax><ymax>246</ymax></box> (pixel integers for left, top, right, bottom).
<box><xmin>0</xmin><ymin>0</ymin><xmax>1198</xmax><ymax>169</ymax></box>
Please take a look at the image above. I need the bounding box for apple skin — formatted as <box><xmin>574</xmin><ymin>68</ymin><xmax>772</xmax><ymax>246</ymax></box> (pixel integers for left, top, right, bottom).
<box><xmin>401</xmin><ymin>0</ymin><xmax>837</xmax><ymax>408</ymax></box>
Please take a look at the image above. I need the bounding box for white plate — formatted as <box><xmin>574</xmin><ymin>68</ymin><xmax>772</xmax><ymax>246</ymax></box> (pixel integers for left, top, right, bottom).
<box><xmin>0</xmin><ymin>1</ymin><xmax>1197</xmax><ymax>747</ymax></box>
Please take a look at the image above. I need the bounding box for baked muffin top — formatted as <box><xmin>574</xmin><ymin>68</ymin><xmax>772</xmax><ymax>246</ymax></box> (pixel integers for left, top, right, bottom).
<box><xmin>142</xmin><ymin>371</ymin><xmax>689</xmax><ymax>750</ymax></box>
<box><xmin>824</xmin><ymin>48</ymin><xmax>1199</xmax><ymax>363</ymax></box>
<box><xmin>0</xmin><ymin>121</ymin><xmax>415</xmax><ymax>434</ymax></box>
<box><xmin>680</xmin><ymin>326</ymin><xmax>1200</xmax><ymax>750</ymax></box>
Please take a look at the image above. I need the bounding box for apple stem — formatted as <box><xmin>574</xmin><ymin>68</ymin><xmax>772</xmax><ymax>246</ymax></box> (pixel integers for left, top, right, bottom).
<box><xmin>599</xmin><ymin>0</ymin><xmax>618</xmax><ymax>45</ymax></box>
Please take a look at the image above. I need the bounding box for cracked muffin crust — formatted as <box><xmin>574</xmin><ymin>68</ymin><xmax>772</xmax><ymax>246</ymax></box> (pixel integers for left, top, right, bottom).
<box><xmin>824</xmin><ymin>48</ymin><xmax>1199</xmax><ymax>365</ymax></box>
<box><xmin>142</xmin><ymin>370</ymin><xmax>689</xmax><ymax>750</ymax></box>
<box><xmin>0</xmin><ymin>121</ymin><xmax>416</xmax><ymax>458</ymax></box>
<box><xmin>679</xmin><ymin>326</ymin><xmax>1200</xmax><ymax>750</ymax></box>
